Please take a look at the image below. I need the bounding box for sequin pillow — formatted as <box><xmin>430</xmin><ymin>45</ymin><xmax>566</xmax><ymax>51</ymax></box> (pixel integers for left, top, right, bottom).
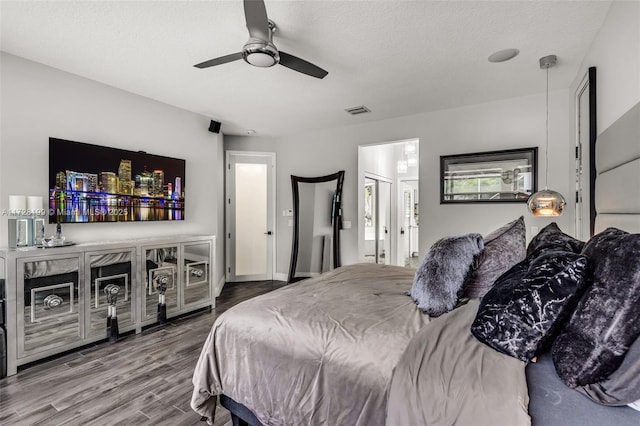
<box><xmin>471</xmin><ymin>250</ymin><xmax>589</xmax><ymax>362</ymax></box>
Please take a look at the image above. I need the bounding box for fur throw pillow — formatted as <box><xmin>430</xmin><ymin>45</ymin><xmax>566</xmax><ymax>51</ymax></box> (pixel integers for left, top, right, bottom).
<box><xmin>552</xmin><ymin>228</ymin><xmax>640</xmax><ymax>388</ymax></box>
<box><xmin>471</xmin><ymin>250</ymin><xmax>589</xmax><ymax>362</ymax></box>
<box><xmin>527</xmin><ymin>222</ymin><xmax>585</xmax><ymax>259</ymax></box>
<box><xmin>409</xmin><ymin>233</ymin><xmax>484</xmax><ymax>317</ymax></box>
<box><xmin>464</xmin><ymin>216</ymin><xmax>526</xmax><ymax>298</ymax></box>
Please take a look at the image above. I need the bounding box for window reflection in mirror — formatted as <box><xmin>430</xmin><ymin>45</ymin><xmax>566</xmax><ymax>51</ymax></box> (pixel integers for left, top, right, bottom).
<box><xmin>441</xmin><ymin>147</ymin><xmax>538</xmax><ymax>203</ymax></box>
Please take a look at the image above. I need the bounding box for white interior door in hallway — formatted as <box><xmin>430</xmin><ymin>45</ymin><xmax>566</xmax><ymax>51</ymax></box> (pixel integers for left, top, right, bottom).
<box><xmin>226</xmin><ymin>151</ymin><xmax>275</xmax><ymax>281</ymax></box>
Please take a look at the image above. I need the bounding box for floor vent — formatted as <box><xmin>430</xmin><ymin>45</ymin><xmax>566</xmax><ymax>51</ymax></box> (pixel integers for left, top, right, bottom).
<box><xmin>345</xmin><ymin>105</ymin><xmax>371</xmax><ymax>115</ymax></box>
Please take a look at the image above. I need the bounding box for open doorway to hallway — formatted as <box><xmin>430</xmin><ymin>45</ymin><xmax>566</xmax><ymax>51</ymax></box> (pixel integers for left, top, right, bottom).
<box><xmin>358</xmin><ymin>139</ymin><xmax>419</xmax><ymax>267</ymax></box>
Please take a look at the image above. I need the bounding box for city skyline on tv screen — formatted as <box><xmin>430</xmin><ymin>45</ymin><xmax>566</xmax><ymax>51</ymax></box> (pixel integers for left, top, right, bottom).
<box><xmin>49</xmin><ymin>138</ymin><xmax>186</xmax><ymax>223</ymax></box>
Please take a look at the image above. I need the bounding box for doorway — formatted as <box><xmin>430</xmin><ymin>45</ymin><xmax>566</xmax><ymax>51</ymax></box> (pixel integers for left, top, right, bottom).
<box><xmin>575</xmin><ymin>68</ymin><xmax>596</xmax><ymax>240</ymax></box>
<box><xmin>225</xmin><ymin>151</ymin><xmax>276</xmax><ymax>281</ymax></box>
<box><xmin>358</xmin><ymin>139</ymin><xmax>419</xmax><ymax>266</ymax></box>
<box><xmin>363</xmin><ymin>175</ymin><xmax>392</xmax><ymax>264</ymax></box>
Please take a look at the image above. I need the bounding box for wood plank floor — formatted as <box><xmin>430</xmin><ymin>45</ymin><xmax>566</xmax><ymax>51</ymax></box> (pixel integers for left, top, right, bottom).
<box><xmin>0</xmin><ymin>280</ymin><xmax>287</xmax><ymax>426</ymax></box>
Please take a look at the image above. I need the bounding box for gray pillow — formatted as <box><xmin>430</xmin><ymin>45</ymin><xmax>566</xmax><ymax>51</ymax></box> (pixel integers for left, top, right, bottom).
<box><xmin>409</xmin><ymin>233</ymin><xmax>484</xmax><ymax>317</ymax></box>
<box><xmin>464</xmin><ymin>216</ymin><xmax>526</xmax><ymax>298</ymax></box>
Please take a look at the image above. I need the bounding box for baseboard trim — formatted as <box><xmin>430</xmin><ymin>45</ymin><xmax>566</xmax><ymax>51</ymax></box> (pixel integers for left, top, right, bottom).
<box><xmin>216</xmin><ymin>275</ymin><xmax>226</xmax><ymax>297</ymax></box>
<box><xmin>273</xmin><ymin>272</ymin><xmax>288</xmax><ymax>282</ymax></box>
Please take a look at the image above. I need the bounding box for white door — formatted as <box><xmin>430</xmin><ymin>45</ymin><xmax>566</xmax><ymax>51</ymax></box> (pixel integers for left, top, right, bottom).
<box><xmin>399</xmin><ymin>179</ymin><xmax>419</xmax><ymax>267</ymax></box>
<box><xmin>363</xmin><ymin>175</ymin><xmax>393</xmax><ymax>264</ymax></box>
<box><xmin>378</xmin><ymin>180</ymin><xmax>392</xmax><ymax>264</ymax></box>
<box><xmin>226</xmin><ymin>151</ymin><xmax>275</xmax><ymax>281</ymax></box>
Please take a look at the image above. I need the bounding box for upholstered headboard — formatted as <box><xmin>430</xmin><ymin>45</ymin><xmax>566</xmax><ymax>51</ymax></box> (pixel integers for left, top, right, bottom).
<box><xmin>594</xmin><ymin>101</ymin><xmax>640</xmax><ymax>234</ymax></box>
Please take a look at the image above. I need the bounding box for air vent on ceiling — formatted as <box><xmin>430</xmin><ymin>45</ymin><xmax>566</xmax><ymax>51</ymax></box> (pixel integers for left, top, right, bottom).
<box><xmin>345</xmin><ymin>105</ymin><xmax>371</xmax><ymax>115</ymax></box>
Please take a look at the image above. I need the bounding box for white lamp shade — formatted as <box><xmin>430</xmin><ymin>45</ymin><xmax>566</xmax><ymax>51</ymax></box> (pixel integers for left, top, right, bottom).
<box><xmin>27</xmin><ymin>196</ymin><xmax>43</xmax><ymax>212</ymax></box>
<box><xmin>9</xmin><ymin>195</ymin><xmax>26</xmax><ymax>214</ymax></box>
<box><xmin>527</xmin><ymin>189</ymin><xmax>566</xmax><ymax>216</ymax></box>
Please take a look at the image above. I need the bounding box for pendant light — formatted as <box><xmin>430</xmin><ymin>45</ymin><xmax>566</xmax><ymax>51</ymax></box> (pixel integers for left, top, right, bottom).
<box><xmin>528</xmin><ymin>55</ymin><xmax>566</xmax><ymax>217</ymax></box>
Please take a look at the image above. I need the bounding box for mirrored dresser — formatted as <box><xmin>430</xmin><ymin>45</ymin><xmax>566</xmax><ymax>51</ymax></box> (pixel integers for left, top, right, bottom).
<box><xmin>0</xmin><ymin>234</ymin><xmax>215</xmax><ymax>376</ymax></box>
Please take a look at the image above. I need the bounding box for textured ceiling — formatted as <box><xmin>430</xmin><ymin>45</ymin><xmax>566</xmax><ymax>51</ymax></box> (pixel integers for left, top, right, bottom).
<box><xmin>0</xmin><ymin>0</ymin><xmax>611</xmax><ymax>137</ymax></box>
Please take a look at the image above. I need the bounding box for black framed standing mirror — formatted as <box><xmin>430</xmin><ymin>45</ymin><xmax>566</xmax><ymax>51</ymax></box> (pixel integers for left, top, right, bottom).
<box><xmin>288</xmin><ymin>171</ymin><xmax>345</xmax><ymax>283</ymax></box>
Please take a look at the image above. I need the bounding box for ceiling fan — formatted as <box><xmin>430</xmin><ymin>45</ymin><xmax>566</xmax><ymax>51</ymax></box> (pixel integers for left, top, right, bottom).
<box><xmin>194</xmin><ymin>0</ymin><xmax>328</xmax><ymax>79</ymax></box>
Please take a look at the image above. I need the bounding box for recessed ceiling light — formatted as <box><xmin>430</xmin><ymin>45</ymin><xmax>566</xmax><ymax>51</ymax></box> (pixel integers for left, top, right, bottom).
<box><xmin>488</xmin><ymin>48</ymin><xmax>520</xmax><ymax>63</ymax></box>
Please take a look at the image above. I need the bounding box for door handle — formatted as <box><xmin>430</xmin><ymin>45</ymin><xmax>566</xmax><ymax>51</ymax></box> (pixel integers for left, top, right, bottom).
<box><xmin>264</xmin><ymin>231</ymin><xmax>273</xmax><ymax>235</ymax></box>
<box><xmin>400</xmin><ymin>228</ymin><xmax>405</xmax><ymax>235</ymax></box>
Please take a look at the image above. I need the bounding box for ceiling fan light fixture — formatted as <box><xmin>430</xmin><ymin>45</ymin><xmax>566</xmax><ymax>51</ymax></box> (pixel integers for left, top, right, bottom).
<box><xmin>243</xmin><ymin>48</ymin><xmax>279</xmax><ymax>67</ymax></box>
<box><xmin>194</xmin><ymin>1</ymin><xmax>327</xmax><ymax>78</ymax></box>
<box><xmin>243</xmin><ymin>38</ymin><xmax>279</xmax><ymax>67</ymax></box>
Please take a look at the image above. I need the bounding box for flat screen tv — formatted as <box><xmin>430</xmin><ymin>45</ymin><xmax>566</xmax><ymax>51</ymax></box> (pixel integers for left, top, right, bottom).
<box><xmin>49</xmin><ymin>138</ymin><xmax>185</xmax><ymax>223</ymax></box>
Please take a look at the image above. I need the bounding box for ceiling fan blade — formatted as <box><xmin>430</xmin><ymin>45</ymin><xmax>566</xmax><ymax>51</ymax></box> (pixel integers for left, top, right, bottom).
<box><xmin>194</xmin><ymin>52</ymin><xmax>244</xmax><ymax>69</ymax></box>
<box><xmin>244</xmin><ymin>0</ymin><xmax>270</xmax><ymax>41</ymax></box>
<box><xmin>279</xmin><ymin>51</ymin><xmax>328</xmax><ymax>79</ymax></box>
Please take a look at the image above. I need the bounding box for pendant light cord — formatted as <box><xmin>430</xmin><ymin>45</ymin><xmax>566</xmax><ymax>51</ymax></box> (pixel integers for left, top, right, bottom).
<box><xmin>545</xmin><ymin>65</ymin><xmax>549</xmax><ymax>190</ymax></box>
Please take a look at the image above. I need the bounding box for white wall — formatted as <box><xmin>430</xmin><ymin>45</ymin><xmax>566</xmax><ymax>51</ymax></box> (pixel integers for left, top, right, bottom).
<box><xmin>227</xmin><ymin>89</ymin><xmax>572</xmax><ymax>276</ymax></box>
<box><xmin>568</xmin><ymin>0</ymin><xmax>640</xmax><ymax>238</ymax></box>
<box><xmin>0</xmin><ymin>53</ymin><xmax>225</xmax><ymax>285</ymax></box>
<box><xmin>360</xmin><ymin>143</ymin><xmax>396</xmax><ymax>179</ymax></box>
<box><xmin>571</xmin><ymin>0</ymin><xmax>640</xmax><ymax>134</ymax></box>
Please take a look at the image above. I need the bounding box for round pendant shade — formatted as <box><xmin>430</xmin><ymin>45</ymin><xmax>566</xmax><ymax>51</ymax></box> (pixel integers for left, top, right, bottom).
<box><xmin>527</xmin><ymin>189</ymin><xmax>566</xmax><ymax>217</ymax></box>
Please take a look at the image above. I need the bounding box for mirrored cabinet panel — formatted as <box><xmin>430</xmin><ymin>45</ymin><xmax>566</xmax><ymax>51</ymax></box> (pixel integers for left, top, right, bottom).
<box><xmin>143</xmin><ymin>246</ymin><xmax>179</xmax><ymax>322</ymax></box>
<box><xmin>3</xmin><ymin>235</ymin><xmax>214</xmax><ymax>376</ymax></box>
<box><xmin>182</xmin><ymin>242</ymin><xmax>211</xmax><ymax>307</ymax></box>
<box><xmin>86</xmin><ymin>249</ymin><xmax>136</xmax><ymax>337</ymax></box>
<box><xmin>18</xmin><ymin>255</ymin><xmax>82</xmax><ymax>357</ymax></box>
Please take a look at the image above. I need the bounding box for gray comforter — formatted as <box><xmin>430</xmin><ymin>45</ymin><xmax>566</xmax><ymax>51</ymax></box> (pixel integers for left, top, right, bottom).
<box><xmin>387</xmin><ymin>298</ymin><xmax>530</xmax><ymax>425</ymax></box>
<box><xmin>191</xmin><ymin>263</ymin><xmax>530</xmax><ymax>425</ymax></box>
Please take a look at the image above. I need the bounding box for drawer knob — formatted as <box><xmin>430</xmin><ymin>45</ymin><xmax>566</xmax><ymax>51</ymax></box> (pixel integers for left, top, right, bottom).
<box><xmin>155</xmin><ymin>274</ymin><xmax>170</xmax><ymax>294</ymax></box>
<box><xmin>43</xmin><ymin>294</ymin><xmax>63</xmax><ymax>309</ymax></box>
<box><xmin>104</xmin><ymin>284</ymin><xmax>120</xmax><ymax>306</ymax></box>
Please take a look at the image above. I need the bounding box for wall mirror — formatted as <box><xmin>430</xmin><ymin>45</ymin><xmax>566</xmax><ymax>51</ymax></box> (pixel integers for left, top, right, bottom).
<box><xmin>288</xmin><ymin>171</ymin><xmax>345</xmax><ymax>283</ymax></box>
<box><xmin>440</xmin><ymin>147</ymin><xmax>538</xmax><ymax>203</ymax></box>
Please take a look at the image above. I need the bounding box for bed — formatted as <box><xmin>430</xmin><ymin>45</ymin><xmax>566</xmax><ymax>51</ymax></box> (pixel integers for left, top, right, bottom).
<box><xmin>191</xmin><ymin>264</ymin><xmax>531</xmax><ymax>425</ymax></box>
<box><xmin>191</xmin><ymin>101</ymin><xmax>640</xmax><ymax>425</ymax></box>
